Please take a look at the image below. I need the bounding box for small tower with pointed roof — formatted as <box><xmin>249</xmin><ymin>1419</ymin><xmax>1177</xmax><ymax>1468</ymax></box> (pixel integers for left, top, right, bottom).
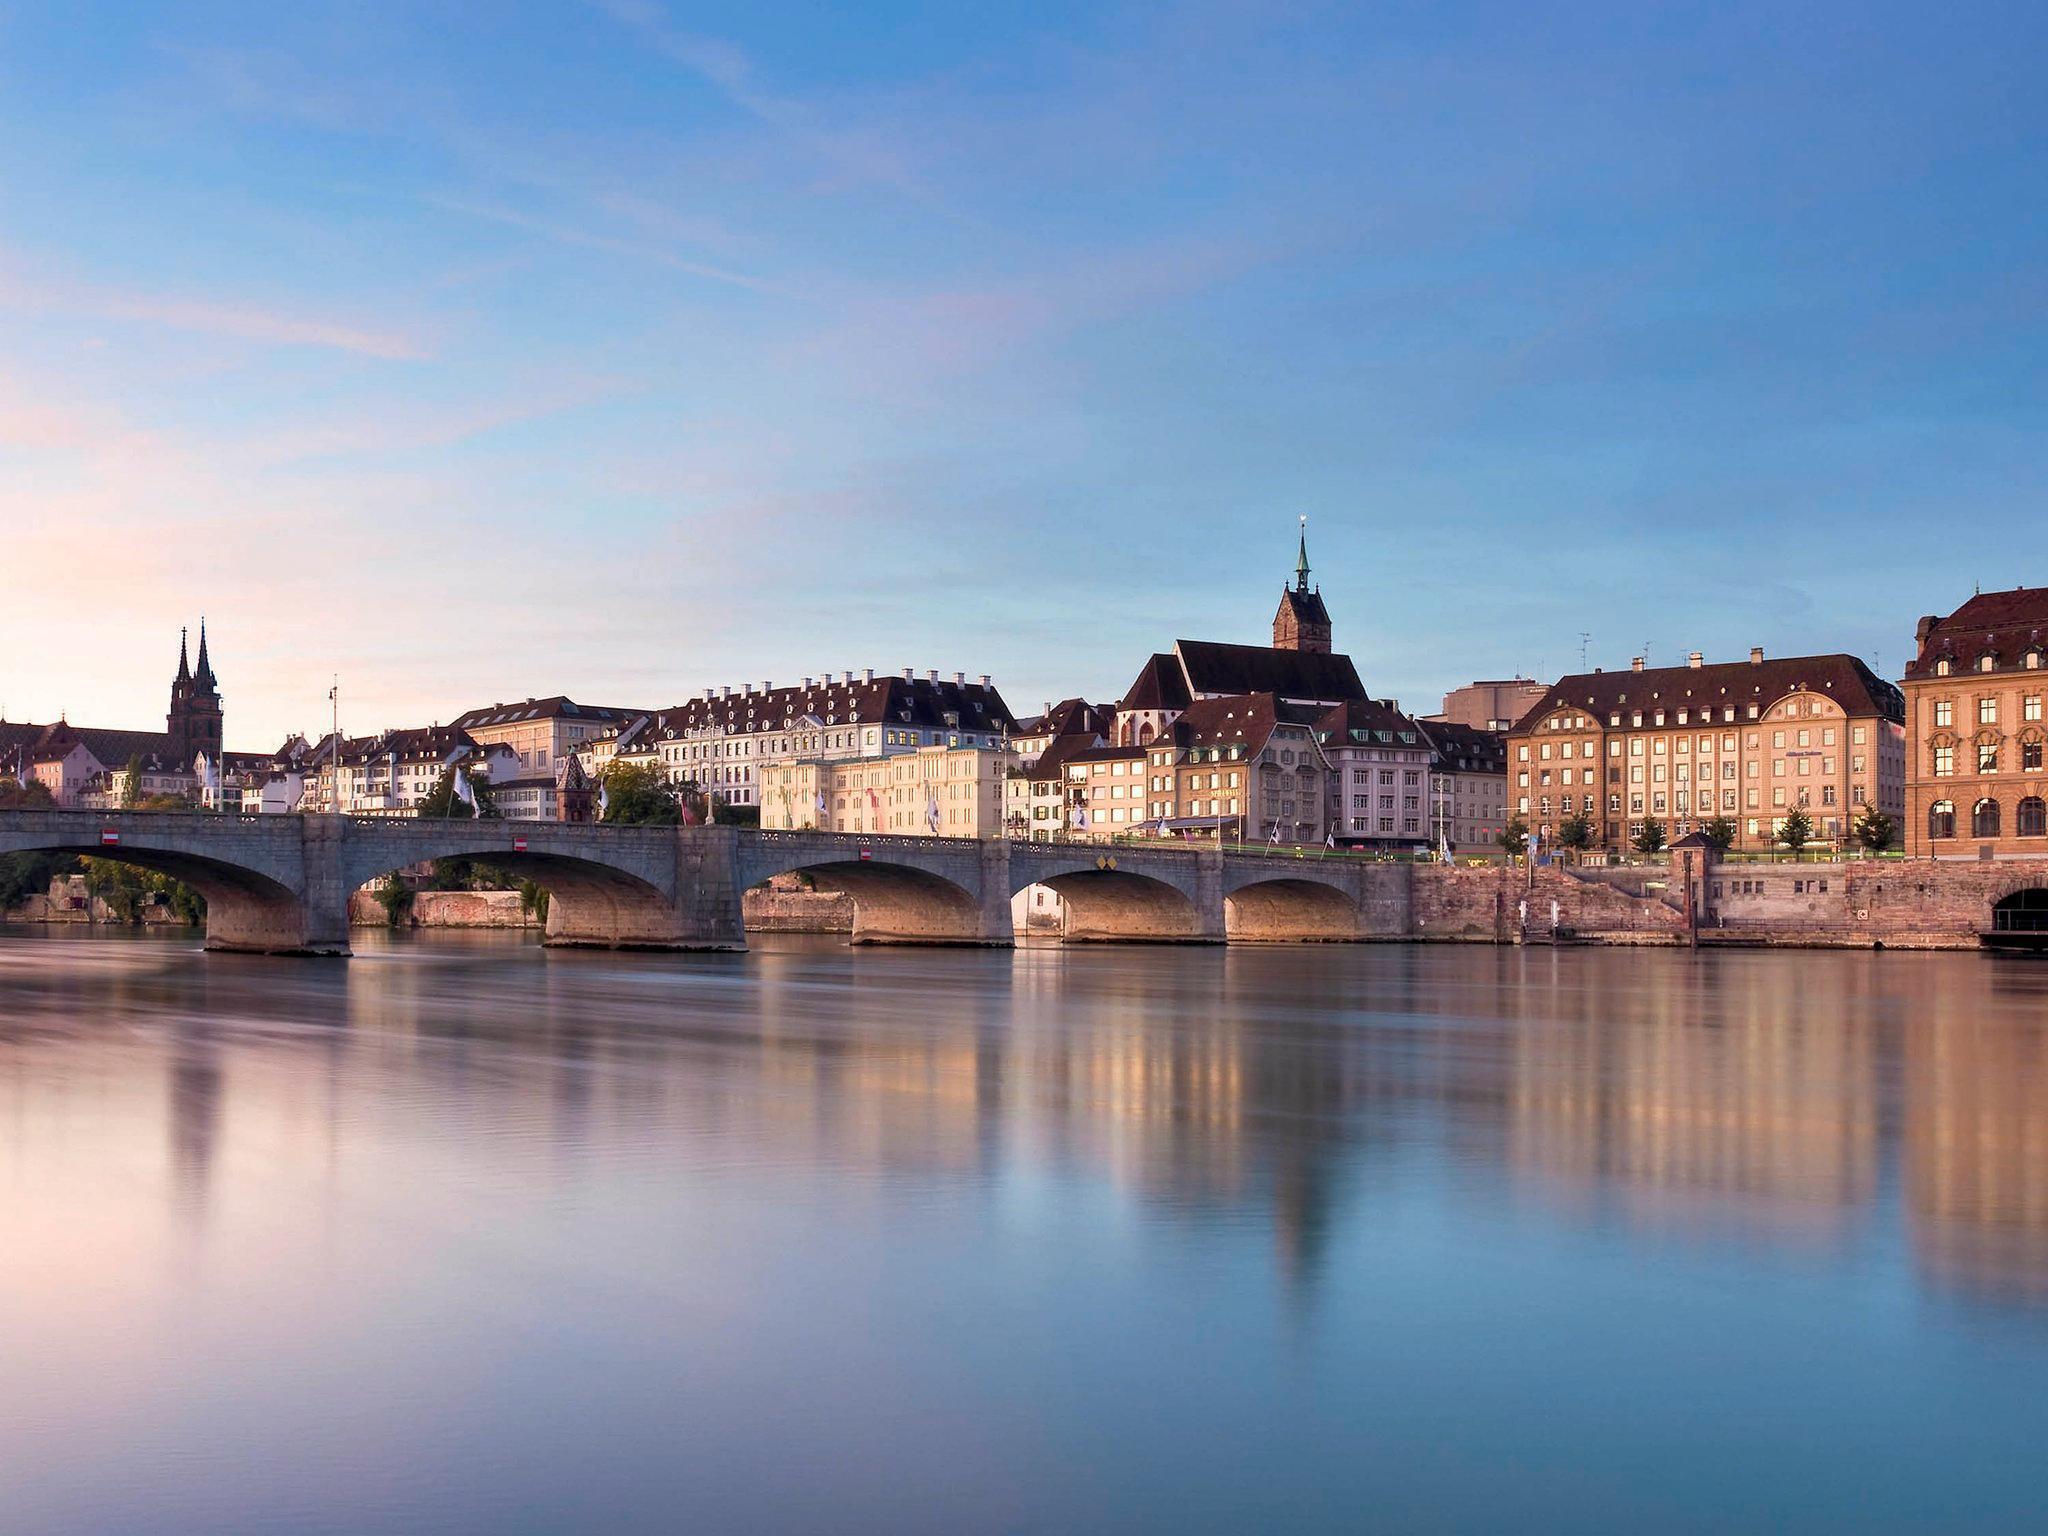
<box><xmin>167</xmin><ymin>619</ymin><xmax>224</xmax><ymax>763</ymax></box>
<box><xmin>1272</xmin><ymin>517</ymin><xmax>1332</xmax><ymax>653</ymax></box>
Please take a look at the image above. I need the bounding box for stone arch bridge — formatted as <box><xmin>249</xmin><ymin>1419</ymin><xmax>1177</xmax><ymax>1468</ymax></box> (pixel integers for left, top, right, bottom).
<box><xmin>0</xmin><ymin>811</ymin><xmax>1414</xmax><ymax>956</ymax></box>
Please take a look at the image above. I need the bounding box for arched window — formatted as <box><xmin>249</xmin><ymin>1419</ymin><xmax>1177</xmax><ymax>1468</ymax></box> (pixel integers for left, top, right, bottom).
<box><xmin>1973</xmin><ymin>797</ymin><xmax>2002</xmax><ymax>838</ymax></box>
<box><xmin>1979</xmin><ymin>654</ymin><xmax>1998</xmax><ymax>673</ymax></box>
<box><xmin>1935</xmin><ymin>658</ymin><xmax>1953</xmax><ymax>676</ymax></box>
<box><xmin>2019</xmin><ymin>797</ymin><xmax>2047</xmax><ymax>838</ymax></box>
<box><xmin>1929</xmin><ymin>800</ymin><xmax>1956</xmax><ymax>839</ymax></box>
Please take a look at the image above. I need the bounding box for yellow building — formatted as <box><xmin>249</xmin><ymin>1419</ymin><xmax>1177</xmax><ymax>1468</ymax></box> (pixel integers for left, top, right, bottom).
<box><xmin>761</xmin><ymin>744</ymin><xmax>1017</xmax><ymax>837</ymax></box>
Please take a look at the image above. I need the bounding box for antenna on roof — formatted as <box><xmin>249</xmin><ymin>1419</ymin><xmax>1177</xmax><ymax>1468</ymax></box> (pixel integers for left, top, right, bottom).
<box><xmin>1578</xmin><ymin>632</ymin><xmax>1591</xmax><ymax>670</ymax></box>
<box><xmin>1642</xmin><ymin>641</ymin><xmax>1652</xmax><ymax>668</ymax></box>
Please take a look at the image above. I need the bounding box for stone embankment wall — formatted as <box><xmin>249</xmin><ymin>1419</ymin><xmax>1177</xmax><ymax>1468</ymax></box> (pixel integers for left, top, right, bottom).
<box><xmin>340</xmin><ymin>883</ymin><xmax>854</xmax><ymax>933</ymax></box>
<box><xmin>1705</xmin><ymin>858</ymin><xmax>2048</xmax><ymax>950</ymax></box>
<box><xmin>1409</xmin><ymin>865</ymin><xmax>1688</xmax><ymax>944</ymax></box>
<box><xmin>348</xmin><ymin>890</ymin><xmax>537</xmax><ymax>929</ymax></box>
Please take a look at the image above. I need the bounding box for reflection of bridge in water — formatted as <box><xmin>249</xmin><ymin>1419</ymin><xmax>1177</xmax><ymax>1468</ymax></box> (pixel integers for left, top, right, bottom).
<box><xmin>0</xmin><ymin>811</ymin><xmax>1414</xmax><ymax>956</ymax></box>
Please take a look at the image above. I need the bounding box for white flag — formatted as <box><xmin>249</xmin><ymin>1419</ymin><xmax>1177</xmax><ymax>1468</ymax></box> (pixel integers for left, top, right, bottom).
<box><xmin>597</xmin><ymin>781</ymin><xmax>610</xmax><ymax>817</ymax></box>
<box><xmin>1325</xmin><ymin>825</ymin><xmax>1336</xmax><ymax>849</ymax></box>
<box><xmin>927</xmin><ymin>792</ymin><xmax>941</xmax><ymax>833</ymax></box>
<box><xmin>454</xmin><ymin>769</ymin><xmax>478</xmax><ymax>815</ymax></box>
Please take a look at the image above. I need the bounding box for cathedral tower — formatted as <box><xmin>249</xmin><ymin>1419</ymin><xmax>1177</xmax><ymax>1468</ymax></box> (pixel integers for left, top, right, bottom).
<box><xmin>167</xmin><ymin>620</ymin><xmax>224</xmax><ymax>763</ymax></box>
<box><xmin>1272</xmin><ymin>518</ymin><xmax>1332</xmax><ymax>653</ymax></box>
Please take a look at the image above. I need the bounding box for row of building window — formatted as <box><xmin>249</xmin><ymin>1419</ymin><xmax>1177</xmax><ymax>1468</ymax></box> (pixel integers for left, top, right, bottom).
<box><xmin>1927</xmin><ymin>797</ymin><xmax>2048</xmax><ymax>839</ymax></box>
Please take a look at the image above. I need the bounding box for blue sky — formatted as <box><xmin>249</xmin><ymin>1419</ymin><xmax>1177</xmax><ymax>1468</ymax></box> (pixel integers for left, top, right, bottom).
<box><xmin>2</xmin><ymin>1</ymin><xmax>2043</xmax><ymax>745</ymax></box>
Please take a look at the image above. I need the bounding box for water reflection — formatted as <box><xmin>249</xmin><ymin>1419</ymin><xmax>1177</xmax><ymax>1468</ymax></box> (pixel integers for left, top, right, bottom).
<box><xmin>4</xmin><ymin>931</ymin><xmax>2048</xmax><ymax>1533</ymax></box>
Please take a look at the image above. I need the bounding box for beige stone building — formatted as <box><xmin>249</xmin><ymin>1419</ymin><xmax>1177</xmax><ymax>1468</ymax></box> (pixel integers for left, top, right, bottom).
<box><xmin>1430</xmin><ymin>679</ymin><xmax>1547</xmax><ymax>732</ymax></box>
<box><xmin>760</xmin><ymin>744</ymin><xmax>1016</xmax><ymax>837</ymax></box>
<box><xmin>451</xmin><ymin>697</ymin><xmax>646</xmax><ymax>782</ymax></box>
<box><xmin>1508</xmin><ymin>649</ymin><xmax>1906</xmax><ymax>854</ymax></box>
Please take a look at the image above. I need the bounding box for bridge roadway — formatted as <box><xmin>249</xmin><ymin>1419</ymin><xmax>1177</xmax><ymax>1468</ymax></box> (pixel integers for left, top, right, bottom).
<box><xmin>0</xmin><ymin>810</ymin><xmax>1415</xmax><ymax>956</ymax></box>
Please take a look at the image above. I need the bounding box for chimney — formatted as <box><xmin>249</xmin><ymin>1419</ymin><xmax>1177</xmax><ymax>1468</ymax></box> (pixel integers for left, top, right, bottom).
<box><xmin>863</xmin><ymin>667</ymin><xmax>875</xmax><ymax>684</ymax></box>
<box><xmin>801</xmin><ymin>677</ymin><xmax>813</xmax><ymax>689</ymax></box>
<box><xmin>1043</xmin><ymin>700</ymin><xmax>1052</xmax><ymax>718</ymax></box>
<box><xmin>903</xmin><ymin>666</ymin><xmax>914</xmax><ymax>680</ymax></box>
<box><xmin>979</xmin><ymin>674</ymin><xmax>991</xmax><ymax>687</ymax></box>
<box><xmin>1750</xmin><ymin>647</ymin><xmax>1764</xmax><ymax>665</ymax></box>
<box><xmin>1688</xmin><ymin>651</ymin><xmax>1703</xmax><ymax>669</ymax></box>
<box><xmin>926</xmin><ymin>669</ymin><xmax>938</xmax><ymax>682</ymax></box>
<box><xmin>1631</xmin><ymin>657</ymin><xmax>1645</xmax><ymax>673</ymax></box>
<box><xmin>953</xmin><ymin>671</ymin><xmax>965</xmax><ymax>685</ymax></box>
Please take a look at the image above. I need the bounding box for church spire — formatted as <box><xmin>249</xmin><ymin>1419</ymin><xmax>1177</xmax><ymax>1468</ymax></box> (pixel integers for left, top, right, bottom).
<box><xmin>1295</xmin><ymin>516</ymin><xmax>1311</xmax><ymax>591</ymax></box>
<box><xmin>195</xmin><ymin>617</ymin><xmax>216</xmax><ymax>689</ymax></box>
<box><xmin>175</xmin><ymin>626</ymin><xmax>192</xmax><ymax>686</ymax></box>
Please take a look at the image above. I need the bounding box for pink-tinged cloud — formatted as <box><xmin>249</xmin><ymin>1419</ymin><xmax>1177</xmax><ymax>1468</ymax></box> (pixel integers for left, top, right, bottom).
<box><xmin>0</xmin><ymin>260</ymin><xmax>427</xmax><ymax>361</ymax></box>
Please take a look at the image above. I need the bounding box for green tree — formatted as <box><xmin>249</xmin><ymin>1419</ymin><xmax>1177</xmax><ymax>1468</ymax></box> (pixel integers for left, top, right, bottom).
<box><xmin>133</xmin><ymin>792</ymin><xmax>193</xmax><ymax>811</ymax></box>
<box><xmin>80</xmin><ymin>859</ymin><xmax>205</xmax><ymax>926</ymax></box>
<box><xmin>0</xmin><ymin>778</ymin><xmax>54</xmax><ymax>810</ymax></box>
<box><xmin>1702</xmin><ymin>816</ymin><xmax>1739</xmax><ymax>854</ymax></box>
<box><xmin>121</xmin><ymin>753</ymin><xmax>144</xmax><ymax>808</ymax></box>
<box><xmin>0</xmin><ymin>852</ymin><xmax>67</xmax><ymax>909</ymax></box>
<box><xmin>372</xmin><ymin>874</ymin><xmax>415</xmax><ymax>928</ymax></box>
<box><xmin>1496</xmin><ymin>816</ymin><xmax>1530</xmax><ymax>858</ymax></box>
<box><xmin>416</xmin><ymin>765</ymin><xmax>497</xmax><ymax>820</ymax></box>
<box><xmin>602</xmin><ymin>762</ymin><xmax>681</xmax><ymax>825</ymax></box>
<box><xmin>1777</xmin><ymin>806</ymin><xmax>1814</xmax><ymax>856</ymax></box>
<box><xmin>1554</xmin><ymin>813</ymin><xmax>1596</xmax><ymax>857</ymax></box>
<box><xmin>1852</xmin><ymin>805</ymin><xmax>1895</xmax><ymax>854</ymax></box>
<box><xmin>1631</xmin><ymin>817</ymin><xmax>1667</xmax><ymax>856</ymax></box>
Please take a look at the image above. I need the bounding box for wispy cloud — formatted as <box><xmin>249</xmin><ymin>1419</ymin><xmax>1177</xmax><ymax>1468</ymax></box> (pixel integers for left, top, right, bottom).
<box><xmin>419</xmin><ymin>194</ymin><xmax>789</xmax><ymax>297</ymax></box>
<box><xmin>590</xmin><ymin>0</ymin><xmax>932</xmax><ymax>198</ymax></box>
<box><xmin>0</xmin><ymin>260</ymin><xmax>428</xmax><ymax>360</ymax></box>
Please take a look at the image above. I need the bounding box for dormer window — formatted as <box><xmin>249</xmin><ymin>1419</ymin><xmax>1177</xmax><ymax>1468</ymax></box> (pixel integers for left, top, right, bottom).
<box><xmin>2028</xmin><ymin>649</ymin><xmax>2044</xmax><ymax>670</ymax></box>
<box><xmin>1979</xmin><ymin>654</ymin><xmax>1997</xmax><ymax>673</ymax></box>
<box><xmin>1935</xmin><ymin>658</ymin><xmax>1952</xmax><ymax>676</ymax></box>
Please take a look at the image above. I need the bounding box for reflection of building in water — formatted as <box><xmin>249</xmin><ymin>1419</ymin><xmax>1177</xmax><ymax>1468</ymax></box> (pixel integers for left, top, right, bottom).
<box><xmin>167</xmin><ymin>1032</ymin><xmax>222</xmax><ymax>1221</ymax></box>
<box><xmin>1903</xmin><ymin>973</ymin><xmax>2048</xmax><ymax>1300</ymax></box>
<box><xmin>1509</xmin><ymin>958</ymin><xmax>1879</xmax><ymax>1238</ymax></box>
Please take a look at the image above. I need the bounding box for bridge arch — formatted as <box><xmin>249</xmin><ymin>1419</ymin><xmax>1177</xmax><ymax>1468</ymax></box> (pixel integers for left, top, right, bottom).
<box><xmin>340</xmin><ymin>824</ymin><xmax>690</xmax><ymax>950</ymax></box>
<box><xmin>736</xmin><ymin>834</ymin><xmax>1000</xmax><ymax>945</ymax></box>
<box><xmin>1221</xmin><ymin>875</ymin><xmax>1363</xmax><ymax>942</ymax></box>
<box><xmin>0</xmin><ymin>813</ymin><xmax>319</xmax><ymax>953</ymax></box>
<box><xmin>1008</xmin><ymin>851</ymin><xmax>1210</xmax><ymax>943</ymax></box>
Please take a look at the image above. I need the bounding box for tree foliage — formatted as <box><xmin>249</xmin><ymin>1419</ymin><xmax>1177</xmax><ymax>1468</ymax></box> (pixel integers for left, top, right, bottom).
<box><xmin>1702</xmin><ymin>817</ymin><xmax>1739</xmax><ymax>854</ymax></box>
<box><xmin>602</xmin><ymin>762</ymin><xmax>681</xmax><ymax>825</ymax></box>
<box><xmin>416</xmin><ymin>765</ymin><xmax>497</xmax><ymax>820</ymax></box>
<box><xmin>0</xmin><ymin>852</ymin><xmax>68</xmax><ymax>909</ymax></box>
<box><xmin>1777</xmin><ymin>806</ymin><xmax>1814</xmax><ymax>854</ymax></box>
<box><xmin>1496</xmin><ymin>816</ymin><xmax>1530</xmax><ymax>856</ymax></box>
<box><xmin>0</xmin><ymin>779</ymin><xmax>54</xmax><ymax>810</ymax></box>
<box><xmin>372</xmin><ymin>873</ymin><xmax>415</xmax><ymax>928</ymax></box>
<box><xmin>1631</xmin><ymin>818</ymin><xmax>1667</xmax><ymax>855</ymax></box>
<box><xmin>1853</xmin><ymin>805</ymin><xmax>1895</xmax><ymax>853</ymax></box>
<box><xmin>80</xmin><ymin>858</ymin><xmax>206</xmax><ymax>926</ymax></box>
<box><xmin>1554</xmin><ymin>813</ymin><xmax>1595</xmax><ymax>853</ymax></box>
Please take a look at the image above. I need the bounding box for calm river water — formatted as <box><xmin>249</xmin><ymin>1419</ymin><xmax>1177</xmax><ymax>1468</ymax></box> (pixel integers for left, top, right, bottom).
<box><xmin>3</xmin><ymin>929</ymin><xmax>2047</xmax><ymax>1534</ymax></box>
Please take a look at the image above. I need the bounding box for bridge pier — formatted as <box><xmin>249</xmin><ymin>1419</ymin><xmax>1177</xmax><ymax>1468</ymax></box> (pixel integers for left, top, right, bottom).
<box><xmin>540</xmin><ymin>827</ymin><xmax>746</xmax><ymax>951</ymax></box>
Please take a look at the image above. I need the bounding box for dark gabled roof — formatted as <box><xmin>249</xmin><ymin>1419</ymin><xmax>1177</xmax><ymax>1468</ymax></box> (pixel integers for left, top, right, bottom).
<box><xmin>451</xmin><ymin>697</ymin><xmax>649</xmax><ymax>731</ymax></box>
<box><xmin>1277</xmin><ymin>587</ymin><xmax>1331</xmax><ymax>628</ymax></box>
<box><xmin>1172</xmin><ymin>640</ymin><xmax>1365</xmax><ymax>703</ymax></box>
<box><xmin>1907</xmin><ymin>587</ymin><xmax>2048</xmax><ymax>680</ymax></box>
<box><xmin>1315</xmin><ymin>697</ymin><xmax>1424</xmax><ymax>750</ymax></box>
<box><xmin>649</xmin><ymin>677</ymin><xmax>1016</xmax><ymax>739</ymax></box>
<box><xmin>340</xmin><ymin>725</ymin><xmax>481</xmax><ymax>766</ymax></box>
<box><xmin>1513</xmin><ymin>654</ymin><xmax>1904</xmax><ymax>732</ymax></box>
<box><xmin>1119</xmin><ymin>654</ymin><xmax>1193</xmax><ymax>713</ymax></box>
<box><xmin>1021</xmin><ymin>732</ymin><xmax>1107</xmax><ymax>781</ymax></box>
<box><xmin>1416</xmin><ymin>720</ymin><xmax>1507</xmax><ymax>773</ymax></box>
<box><xmin>1019</xmin><ymin>698</ymin><xmax>1114</xmax><ymax>739</ymax></box>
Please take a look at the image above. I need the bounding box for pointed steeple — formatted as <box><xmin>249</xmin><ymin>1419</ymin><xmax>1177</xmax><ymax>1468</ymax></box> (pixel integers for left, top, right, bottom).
<box><xmin>195</xmin><ymin>617</ymin><xmax>216</xmax><ymax>689</ymax></box>
<box><xmin>176</xmin><ymin>626</ymin><xmax>192</xmax><ymax>686</ymax></box>
<box><xmin>1294</xmin><ymin>516</ymin><xmax>1311</xmax><ymax>592</ymax></box>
